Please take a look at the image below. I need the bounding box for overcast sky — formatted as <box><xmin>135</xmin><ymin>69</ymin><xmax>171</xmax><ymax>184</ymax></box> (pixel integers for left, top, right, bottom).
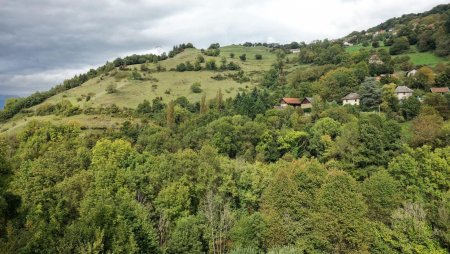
<box><xmin>0</xmin><ymin>0</ymin><xmax>448</xmax><ymax>96</ymax></box>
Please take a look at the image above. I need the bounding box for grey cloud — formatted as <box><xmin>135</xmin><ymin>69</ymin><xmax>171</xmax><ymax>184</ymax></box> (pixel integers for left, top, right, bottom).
<box><xmin>0</xmin><ymin>0</ymin><xmax>448</xmax><ymax>95</ymax></box>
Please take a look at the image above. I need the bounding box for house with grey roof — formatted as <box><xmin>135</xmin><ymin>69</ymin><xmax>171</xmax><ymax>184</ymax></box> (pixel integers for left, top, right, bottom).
<box><xmin>395</xmin><ymin>86</ymin><xmax>413</xmax><ymax>100</ymax></box>
<box><xmin>342</xmin><ymin>92</ymin><xmax>360</xmax><ymax>106</ymax></box>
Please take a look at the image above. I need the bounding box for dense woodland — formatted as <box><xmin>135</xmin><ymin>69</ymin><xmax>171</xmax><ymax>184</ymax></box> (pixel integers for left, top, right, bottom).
<box><xmin>0</xmin><ymin>4</ymin><xmax>450</xmax><ymax>254</ymax></box>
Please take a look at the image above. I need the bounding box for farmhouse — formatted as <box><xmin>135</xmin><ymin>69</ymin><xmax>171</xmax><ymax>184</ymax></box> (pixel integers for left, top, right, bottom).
<box><xmin>342</xmin><ymin>93</ymin><xmax>360</xmax><ymax>106</ymax></box>
<box><xmin>300</xmin><ymin>97</ymin><xmax>314</xmax><ymax>109</ymax></box>
<box><xmin>279</xmin><ymin>97</ymin><xmax>302</xmax><ymax>108</ymax></box>
<box><xmin>395</xmin><ymin>86</ymin><xmax>413</xmax><ymax>100</ymax></box>
<box><xmin>290</xmin><ymin>49</ymin><xmax>300</xmax><ymax>53</ymax></box>
<box><xmin>430</xmin><ymin>87</ymin><xmax>450</xmax><ymax>94</ymax></box>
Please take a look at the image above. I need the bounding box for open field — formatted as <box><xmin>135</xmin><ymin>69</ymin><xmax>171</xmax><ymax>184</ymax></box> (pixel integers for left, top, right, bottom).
<box><xmin>345</xmin><ymin>43</ymin><xmax>390</xmax><ymax>53</ymax></box>
<box><xmin>346</xmin><ymin>43</ymin><xmax>448</xmax><ymax>66</ymax></box>
<box><xmin>405</xmin><ymin>51</ymin><xmax>447</xmax><ymax>66</ymax></box>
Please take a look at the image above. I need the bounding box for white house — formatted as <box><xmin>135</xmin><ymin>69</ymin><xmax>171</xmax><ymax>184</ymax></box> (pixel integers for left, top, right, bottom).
<box><xmin>290</xmin><ymin>49</ymin><xmax>300</xmax><ymax>53</ymax></box>
<box><xmin>342</xmin><ymin>93</ymin><xmax>360</xmax><ymax>106</ymax></box>
<box><xmin>395</xmin><ymin>86</ymin><xmax>413</xmax><ymax>100</ymax></box>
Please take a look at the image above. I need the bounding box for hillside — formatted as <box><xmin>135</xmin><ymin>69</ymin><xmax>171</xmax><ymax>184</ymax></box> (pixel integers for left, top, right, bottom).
<box><xmin>40</xmin><ymin>46</ymin><xmax>280</xmax><ymax>109</ymax></box>
<box><xmin>0</xmin><ymin>44</ymin><xmax>305</xmax><ymax>134</ymax></box>
<box><xmin>343</xmin><ymin>3</ymin><xmax>450</xmax><ymax>59</ymax></box>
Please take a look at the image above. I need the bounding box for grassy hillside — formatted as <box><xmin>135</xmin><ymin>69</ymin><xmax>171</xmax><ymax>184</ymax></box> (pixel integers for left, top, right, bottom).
<box><xmin>345</xmin><ymin>43</ymin><xmax>448</xmax><ymax>66</ymax></box>
<box><xmin>37</xmin><ymin>46</ymin><xmax>278</xmax><ymax>109</ymax></box>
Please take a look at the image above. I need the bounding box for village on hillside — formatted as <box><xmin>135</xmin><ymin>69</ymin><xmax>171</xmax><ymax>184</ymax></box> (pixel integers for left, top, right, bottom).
<box><xmin>275</xmin><ymin>80</ymin><xmax>449</xmax><ymax>111</ymax></box>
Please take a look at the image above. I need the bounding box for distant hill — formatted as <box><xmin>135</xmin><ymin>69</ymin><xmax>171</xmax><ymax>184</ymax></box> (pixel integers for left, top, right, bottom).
<box><xmin>343</xmin><ymin>3</ymin><xmax>450</xmax><ymax>58</ymax></box>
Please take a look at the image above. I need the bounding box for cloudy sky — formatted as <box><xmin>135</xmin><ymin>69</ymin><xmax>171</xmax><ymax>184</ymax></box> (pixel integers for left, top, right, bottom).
<box><xmin>0</xmin><ymin>0</ymin><xmax>448</xmax><ymax>96</ymax></box>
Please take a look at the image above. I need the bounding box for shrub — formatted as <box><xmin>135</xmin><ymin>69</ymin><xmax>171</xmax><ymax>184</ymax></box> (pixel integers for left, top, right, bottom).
<box><xmin>389</xmin><ymin>37</ymin><xmax>410</xmax><ymax>55</ymax></box>
<box><xmin>196</xmin><ymin>55</ymin><xmax>205</xmax><ymax>63</ymax></box>
<box><xmin>227</xmin><ymin>61</ymin><xmax>241</xmax><ymax>70</ymax></box>
<box><xmin>130</xmin><ymin>70</ymin><xmax>142</xmax><ymax>80</ymax></box>
<box><xmin>239</xmin><ymin>54</ymin><xmax>247</xmax><ymax>61</ymax></box>
<box><xmin>205</xmin><ymin>59</ymin><xmax>217</xmax><ymax>70</ymax></box>
<box><xmin>191</xmin><ymin>83</ymin><xmax>202</xmax><ymax>93</ymax></box>
<box><xmin>176</xmin><ymin>63</ymin><xmax>187</xmax><ymax>72</ymax></box>
<box><xmin>255</xmin><ymin>54</ymin><xmax>262</xmax><ymax>60</ymax></box>
<box><xmin>106</xmin><ymin>84</ymin><xmax>118</xmax><ymax>94</ymax></box>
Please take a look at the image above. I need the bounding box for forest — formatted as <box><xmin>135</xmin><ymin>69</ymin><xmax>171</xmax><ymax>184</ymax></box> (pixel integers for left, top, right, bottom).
<box><xmin>0</xmin><ymin>4</ymin><xmax>450</xmax><ymax>254</ymax></box>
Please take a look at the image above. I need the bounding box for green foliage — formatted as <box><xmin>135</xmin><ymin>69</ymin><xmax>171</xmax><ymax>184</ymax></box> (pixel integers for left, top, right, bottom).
<box><xmin>389</xmin><ymin>36</ymin><xmax>410</xmax><ymax>55</ymax></box>
<box><xmin>167</xmin><ymin>215</ymin><xmax>204</xmax><ymax>254</ymax></box>
<box><xmin>311</xmin><ymin>170</ymin><xmax>369</xmax><ymax>253</ymax></box>
<box><xmin>309</xmin><ymin>117</ymin><xmax>341</xmax><ymax>157</ymax></box>
<box><xmin>410</xmin><ymin>108</ymin><xmax>444</xmax><ymax>147</ymax></box>
<box><xmin>205</xmin><ymin>59</ymin><xmax>217</xmax><ymax>70</ymax></box>
<box><xmin>318</xmin><ymin>67</ymin><xmax>358</xmax><ymax>102</ymax></box>
<box><xmin>190</xmin><ymin>82</ymin><xmax>202</xmax><ymax>93</ymax></box>
<box><xmin>362</xmin><ymin>170</ymin><xmax>401</xmax><ymax>222</ymax></box>
<box><xmin>359</xmin><ymin>78</ymin><xmax>381</xmax><ymax>111</ymax></box>
<box><xmin>130</xmin><ymin>70</ymin><xmax>142</xmax><ymax>80</ymax></box>
<box><xmin>230</xmin><ymin>212</ymin><xmax>266</xmax><ymax>251</ymax></box>
<box><xmin>400</xmin><ymin>95</ymin><xmax>421</xmax><ymax>120</ymax></box>
<box><xmin>106</xmin><ymin>83</ymin><xmax>118</xmax><ymax>94</ymax></box>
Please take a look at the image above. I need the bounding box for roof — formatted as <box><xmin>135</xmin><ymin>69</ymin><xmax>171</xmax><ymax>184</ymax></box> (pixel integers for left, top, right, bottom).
<box><xmin>342</xmin><ymin>92</ymin><xmax>360</xmax><ymax>100</ymax></box>
<box><xmin>280</xmin><ymin>97</ymin><xmax>301</xmax><ymax>105</ymax></box>
<box><xmin>395</xmin><ymin>86</ymin><xmax>413</xmax><ymax>93</ymax></box>
<box><xmin>430</xmin><ymin>87</ymin><xmax>450</xmax><ymax>93</ymax></box>
<box><xmin>301</xmin><ymin>97</ymin><xmax>314</xmax><ymax>104</ymax></box>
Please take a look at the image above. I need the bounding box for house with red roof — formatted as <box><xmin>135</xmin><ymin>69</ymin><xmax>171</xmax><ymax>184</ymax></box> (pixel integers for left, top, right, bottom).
<box><xmin>430</xmin><ymin>87</ymin><xmax>449</xmax><ymax>94</ymax></box>
<box><xmin>279</xmin><ymin>97</ymin><xmax>302</xmax><ymax>108</ymax></box>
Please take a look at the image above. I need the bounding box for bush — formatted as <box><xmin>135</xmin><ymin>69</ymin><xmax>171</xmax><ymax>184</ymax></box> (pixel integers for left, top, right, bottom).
<box><xmin>35</xmin><ymin>103</ymin><xmax>56</xmax><ymax>116</ymax></box>
<box><xmin>239</xmin><ymin>54</ymin><xmax>247</xmax><ymax>61</ymax></box>
<box><xmin>205</xmin><ymin>59</ymin><xmax>217</xmax><ymax>70</ymax></box>
<box><xmin>227</xmin><ymin>61</ymin><xmax>241</xmax><ymax>70</ymax></box>
<box><xmin>389</xmin><ymin>37</ymin><xmax>410</xmax><ymax>55</ymax></box>
<box><xmin>130</xmin><ymin>70</ymin><xmax>142</xmax><ymax>80</ymax></box>
<box><xmin>255</xmin><ymin>54</ymin><xmax>262</xmax><ymax>60</ymax></box>
<box><xmin>208</xmin><ymin>43</ymin><xmax>220</xmax><ymax>49</ymax></box>
<box><xmin>106</xmin><ymin>84</ymin><xmax>118</xmax><ymax>94</ymax></box>
<box><xmin>191</xmin><ymin>83</ymin><xmax>202</xmax><ymax>93</ymax></box>
<box><xmin>230</xmin><ymin>53</ymin><xmax>235</xmax><ymax>58</ymax></box>
<box><xmin>196</xmin><ymin>55</ymin><xmax>205</xmax><ymax>63</ymax></box>
<box><xmin>176</xmin><ymin>63</ymin><xmax>187</xmax><ymax>72</ymax></box>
